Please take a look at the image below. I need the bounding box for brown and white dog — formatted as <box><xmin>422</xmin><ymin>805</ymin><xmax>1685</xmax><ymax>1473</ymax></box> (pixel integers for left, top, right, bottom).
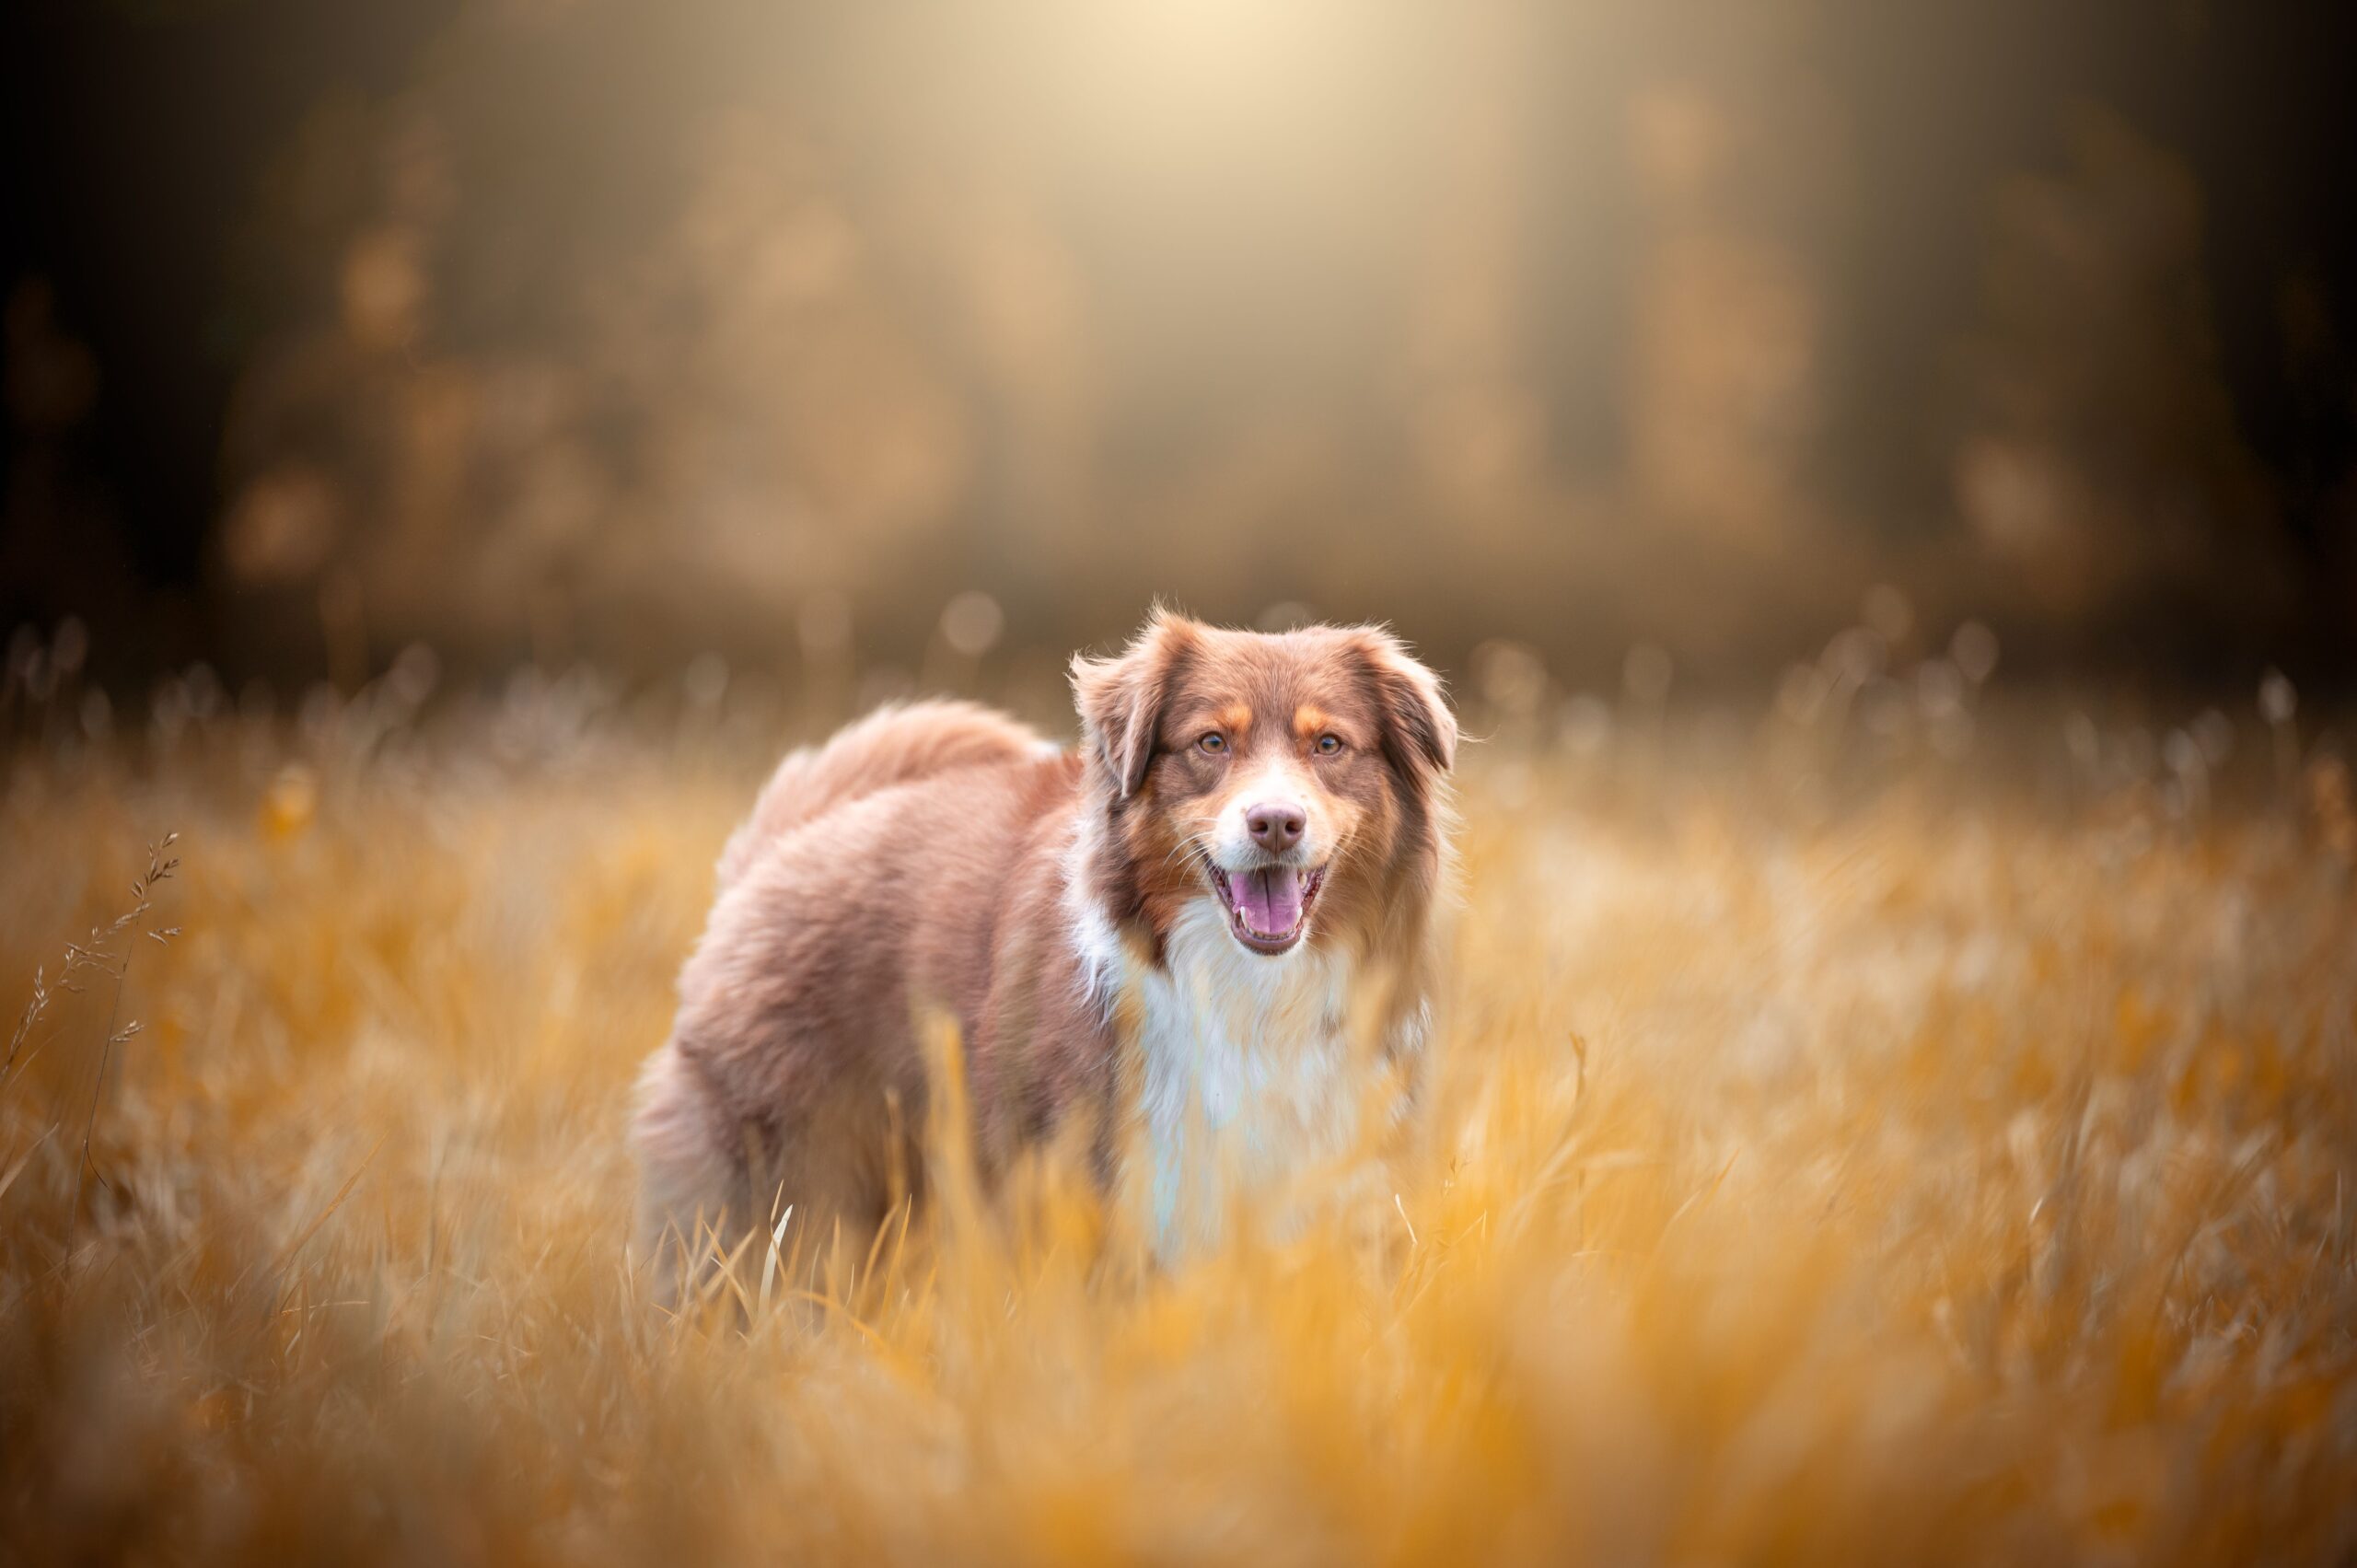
<box><xmin>630</xmin><ymin>610</ymin><xmax>1455</xmax><ymax>1281</ymax></box>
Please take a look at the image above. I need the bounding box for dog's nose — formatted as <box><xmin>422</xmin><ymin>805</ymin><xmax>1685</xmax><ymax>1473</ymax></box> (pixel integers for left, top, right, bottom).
<box><xmin>1245</xmin><ymin>800</ymin><xmax>1306</xmax><ymax>852</ymax></box>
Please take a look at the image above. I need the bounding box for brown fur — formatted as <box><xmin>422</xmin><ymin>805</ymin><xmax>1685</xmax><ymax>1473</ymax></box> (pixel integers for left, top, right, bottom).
<box><xmin>631</xmin><ymin>610</ymin><xmax>1455</xmax><ymax>1290</ymax></box>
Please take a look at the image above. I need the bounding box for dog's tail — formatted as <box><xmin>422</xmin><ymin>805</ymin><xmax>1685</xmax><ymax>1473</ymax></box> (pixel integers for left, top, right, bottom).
<box><xmin>715</xmin><ymin>700</ymin><xmax>1051</xmax><ymax>889</ymax></box>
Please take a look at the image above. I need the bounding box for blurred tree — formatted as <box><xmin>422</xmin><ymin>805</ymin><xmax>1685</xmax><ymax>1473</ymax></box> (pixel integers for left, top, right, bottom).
<box><xmin>6</xmin><ymin>0</ymin><xmax>2354</xmax><ymax>679</ymax></box>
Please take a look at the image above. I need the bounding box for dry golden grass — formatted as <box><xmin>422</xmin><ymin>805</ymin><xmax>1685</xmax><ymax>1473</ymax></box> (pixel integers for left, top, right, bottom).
<box><xmin>3</xmin><ymin>677</ymin><xmax>2354</xmax><ymax>1565</ymax></box>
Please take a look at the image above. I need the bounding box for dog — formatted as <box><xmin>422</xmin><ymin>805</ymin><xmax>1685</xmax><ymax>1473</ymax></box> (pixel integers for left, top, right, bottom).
<box><xmin>630</xmin><ymin>609</ymin><xmax>1456</xmax><ymax>1287</ymax></box>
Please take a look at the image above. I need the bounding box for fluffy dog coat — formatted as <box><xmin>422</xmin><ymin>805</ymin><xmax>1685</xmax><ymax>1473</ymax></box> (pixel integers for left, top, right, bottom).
<box><xmin>631</xmin><ymin>611</ymin><xmax>1456</xmax><ymax>1278</ymax></box>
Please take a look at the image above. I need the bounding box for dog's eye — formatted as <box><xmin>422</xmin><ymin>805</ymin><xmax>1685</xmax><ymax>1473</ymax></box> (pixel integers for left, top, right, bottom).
<box><xmin>1198</xmin><ymin>732</ymin><xmax>1226</xmax><ymax>754</ymax></box>
<box><xmin>1315</xmin><ymin>734</ymin><xmax>1343</xmax><ymax>755</ymax></box>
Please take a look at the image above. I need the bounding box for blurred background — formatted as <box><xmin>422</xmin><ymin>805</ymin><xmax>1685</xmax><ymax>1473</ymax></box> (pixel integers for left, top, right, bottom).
<box><xmin>5</xmin><ymin>0</ymin><xmax>2355</xmax><ymax>700</ymax></box>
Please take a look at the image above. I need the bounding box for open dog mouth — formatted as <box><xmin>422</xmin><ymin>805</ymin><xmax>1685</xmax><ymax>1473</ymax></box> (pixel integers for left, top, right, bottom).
<box><xmin>1207</xmin><ymin>863</ymin><xmax>1326</xmax><ymax>955</ymax></box>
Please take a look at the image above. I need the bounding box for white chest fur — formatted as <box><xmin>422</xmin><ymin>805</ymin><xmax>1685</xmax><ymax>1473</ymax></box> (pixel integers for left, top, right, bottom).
<box><xmin>1126</xmin><ymin>899</ymin><xmax>1364</xmax><ymax>1254</ymax></box>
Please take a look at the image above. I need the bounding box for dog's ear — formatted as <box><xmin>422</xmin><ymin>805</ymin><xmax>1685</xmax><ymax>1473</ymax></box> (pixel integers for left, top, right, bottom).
<box><xmin>1071</xmin><ymin>610</ymin><xmax>1196</xmax><ymax>799</ymax></box>
<box><xmin>1357</xmin><ymin>628</ymin><xmax>1457</xmax><ymax>776</ymax></box>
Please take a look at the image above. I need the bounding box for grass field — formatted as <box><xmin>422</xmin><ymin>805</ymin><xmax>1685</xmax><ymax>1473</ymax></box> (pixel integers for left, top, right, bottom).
<box><xmin>3</xmin><ymin>665</ymin><xmax>2354</xmax><ymax>1565</ymax></box>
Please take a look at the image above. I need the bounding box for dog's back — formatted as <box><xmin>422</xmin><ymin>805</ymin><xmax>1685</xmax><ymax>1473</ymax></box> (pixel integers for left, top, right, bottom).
<box><xmin>637</xmin><ymin>700</ymin><xmax>1068</xmax><ymax>1294</ymax></box>
<box><xmin>713</xmin><ymin>699</ymin><xmax>1051</xmax><ymax>889</ymax></box>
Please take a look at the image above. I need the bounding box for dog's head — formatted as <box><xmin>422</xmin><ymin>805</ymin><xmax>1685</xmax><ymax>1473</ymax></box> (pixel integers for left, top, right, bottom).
<box><xmin>1072</xmin><ymin>609</ymin><xmax>1455</xmax><ymax>959</ymax></box>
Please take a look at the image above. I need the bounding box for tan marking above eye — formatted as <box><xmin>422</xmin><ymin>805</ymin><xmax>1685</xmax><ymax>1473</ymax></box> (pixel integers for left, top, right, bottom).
<box><xmin>1294</xmin><ymin>705</ymin><xmax>1335</xmax><ymax>737</ymax></box>
<box><xmin>1216</xmin><ymin>703</ymin><xmax>1253</xmax><ymax>735</ymax></box>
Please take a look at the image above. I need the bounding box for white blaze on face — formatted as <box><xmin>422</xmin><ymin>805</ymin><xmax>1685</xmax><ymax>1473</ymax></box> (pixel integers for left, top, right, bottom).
<box><xmin>1213</xmin><ymin>760</ymin><xmax>1321</xmax><ymax>866</ymax></box>
<box><xmin>1207</xmin><ymin>758</ymin><xmax>1329</xmax><ymax>944</ymax></box>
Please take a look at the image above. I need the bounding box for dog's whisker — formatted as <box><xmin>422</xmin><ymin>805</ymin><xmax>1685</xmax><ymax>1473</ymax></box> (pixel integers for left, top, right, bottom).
<box><xmin>1158</xmin><ymin>827</ymin><xmax>1223</xmax><ymax>874</ymax></box>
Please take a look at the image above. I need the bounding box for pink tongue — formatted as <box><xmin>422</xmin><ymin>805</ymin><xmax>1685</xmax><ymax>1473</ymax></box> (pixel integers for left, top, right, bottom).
<box><xmin>1236</xmin><ymin>866</ymin><xmax>1305</xmax><ymax>935</ymax></box>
